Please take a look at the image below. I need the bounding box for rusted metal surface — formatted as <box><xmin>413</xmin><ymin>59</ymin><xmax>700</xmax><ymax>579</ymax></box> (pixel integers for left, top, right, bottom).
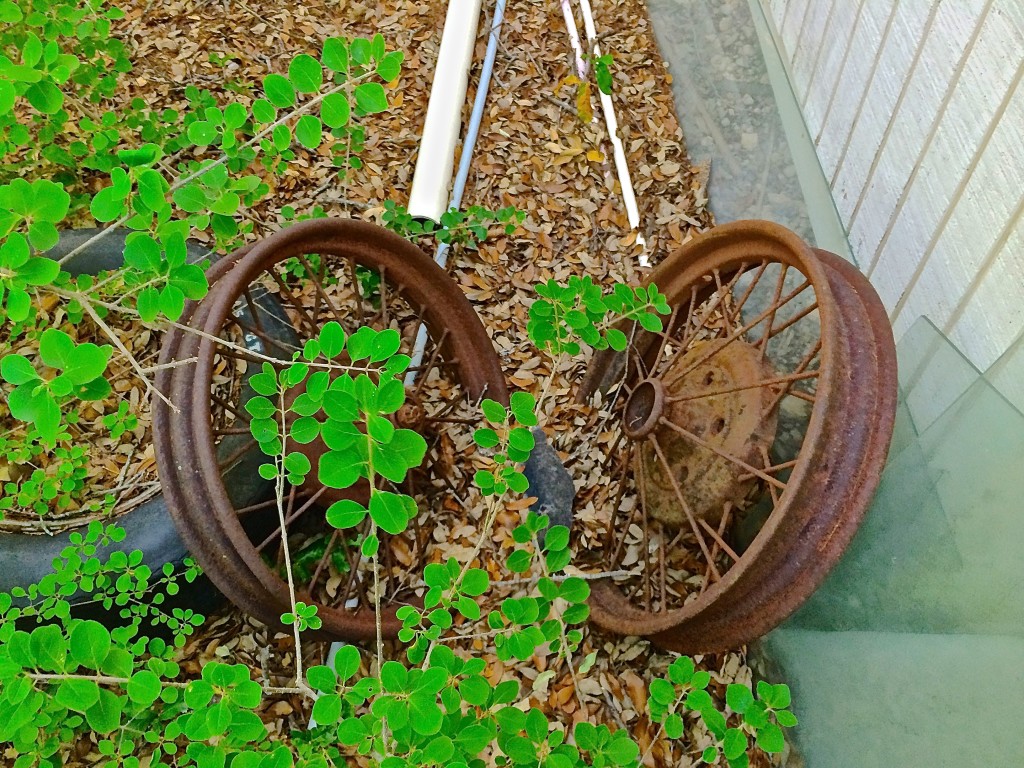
<box><xmin>580</xmin><ymin>220</ymin><xmax>897</xmax><ymax>653</ymax></box>
<box><xmin>155</xmin><ymin>219</ymin><xmax>508</xmax><ymax>642</ymax></box>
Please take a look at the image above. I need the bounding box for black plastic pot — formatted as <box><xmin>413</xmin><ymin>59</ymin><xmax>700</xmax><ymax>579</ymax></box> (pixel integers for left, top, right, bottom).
<box><xmin>0</xmin><ymin>229</ymin><xmax>292</xmax><ymax>624</ymax></box>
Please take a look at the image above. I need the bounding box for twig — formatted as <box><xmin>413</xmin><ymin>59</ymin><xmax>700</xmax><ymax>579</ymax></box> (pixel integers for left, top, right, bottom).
<box><xmin>78</xmin><ymin>294</ymin><xmax>176</xmax><ymax>412</ymax></box>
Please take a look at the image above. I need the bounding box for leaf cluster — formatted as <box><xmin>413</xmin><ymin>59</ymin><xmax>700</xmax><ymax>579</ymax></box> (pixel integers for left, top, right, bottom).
<box><xmin>381</xmin><ymin>200</ymin><xmax>525</xmax><ymax>250</ymax></box>
<box><xmin>528</xmin><ymin>276</ymin><xmax>671</xmax><ymax>358</ymax></box>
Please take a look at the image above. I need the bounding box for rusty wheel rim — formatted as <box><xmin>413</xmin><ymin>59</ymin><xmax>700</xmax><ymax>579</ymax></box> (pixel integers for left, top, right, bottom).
<box><xmin>578</xmin><ymin>221</ymin><xmax>896</xmax><ymax>651</ymax></box>
<box><xmin>160</xmin><ymin>219</ymin><xmax>507</xmax><ymax>641</ymax></box>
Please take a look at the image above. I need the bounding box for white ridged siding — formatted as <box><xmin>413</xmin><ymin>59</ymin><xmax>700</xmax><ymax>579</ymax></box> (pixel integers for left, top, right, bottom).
<box><xmin>760</xmin><ymin>0</ymin><xmax>1024</xmax><ymax>404</ymax></box>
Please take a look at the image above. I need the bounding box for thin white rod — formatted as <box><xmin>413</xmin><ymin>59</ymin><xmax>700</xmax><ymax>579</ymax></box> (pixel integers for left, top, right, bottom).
<box><xmin>577</xmin><ymin>0</ymin><xmax>648</xmax><ymax>266</ymax></box>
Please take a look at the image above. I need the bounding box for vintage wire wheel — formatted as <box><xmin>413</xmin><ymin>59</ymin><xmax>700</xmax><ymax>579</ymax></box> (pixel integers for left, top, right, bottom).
<box><xmin>157</xmin><ymin>219</ymin><xmax>508</xmax><ymax>641</ymax></box>
<box><xmin>577</xmin><ymin>221</ymin><xmax>896</xmax><ymax>653</ymax></box>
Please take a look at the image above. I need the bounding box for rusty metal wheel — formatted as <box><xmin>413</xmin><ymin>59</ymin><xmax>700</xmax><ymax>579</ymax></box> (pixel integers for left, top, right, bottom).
<box><xmin>156</xmin><ymin>219</ymin><xmax>507</xmax><ymax>641</ymax></box>
<box><xmin>577</xmin><ymin>221</ymin><xmax>896</xmax><ymax>653</ymax></box>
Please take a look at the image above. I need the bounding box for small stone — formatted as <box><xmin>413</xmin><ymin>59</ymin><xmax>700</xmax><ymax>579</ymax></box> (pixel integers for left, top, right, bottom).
<box><xmin>741</xmin><ymin>132</ymin><xmax>759</xmax><ymax>151</ymax></box>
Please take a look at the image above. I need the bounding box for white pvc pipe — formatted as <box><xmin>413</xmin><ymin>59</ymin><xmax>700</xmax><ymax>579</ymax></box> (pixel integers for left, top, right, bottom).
<box><xmin>406</xmin><ymin>0</ymin><xmax>508</xmax><ymax>386</ymax></box>
<box><xmin>577</xmin><ymin>0</ymin><xmax>649</xmax><ymax>266</ymax></box>
<box><xmin>559</xmin><ymin>0</ymin><xmax>590</xmax><ymax>88</ymax></box>
<box><xmin>407</xmin><ymin>0</ymin><xmax>484</xmax><ymax>222</ymax></box>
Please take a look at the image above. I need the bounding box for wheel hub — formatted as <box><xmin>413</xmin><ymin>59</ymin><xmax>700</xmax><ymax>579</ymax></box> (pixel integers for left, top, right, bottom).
<box><xmin>637</xmin><ymin>339</ymin><xmax>779</xmax><ymax>527</ymax></box>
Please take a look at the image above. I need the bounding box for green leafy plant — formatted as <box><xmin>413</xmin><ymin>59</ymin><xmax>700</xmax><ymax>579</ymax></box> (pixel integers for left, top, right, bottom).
<box><xmin>0</xmin><ymin>6</ymin><xmax>797</xmax><ymax>766</ymax></box>
<box><xmin>0</xmin><ymin>20</ymin><xmax>404</xmax><ymax>521</ymax></box>
<box><xmin>0</xmin><ymin>286</ymin><xmax>797</xmax><ymax>766</ymax></box>
<box><xmin>381</xmin><ymin>199</ymin><xmax>526</xmax><ymax>250</ymax></box>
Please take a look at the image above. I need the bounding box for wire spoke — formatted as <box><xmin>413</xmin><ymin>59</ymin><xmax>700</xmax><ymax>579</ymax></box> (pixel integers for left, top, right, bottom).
<box><xmin>665</xmin><ymin>278</ymin><xmax>812</xmax><ymax>388</ymax></box>
<box><xmin>647</xmin><ymin>435</ymin><xmax>721</xmax><ymax>581</ymax></box>
<box><xmin>760</xmin><ymin>300</ymin><xmax>818</xmax><ymax>343</ymax></box>
<box><xmin>667</xmin><ymin>370</ymin><xmax>820</xmax><ymax>403</ymax></box>
<box><xmin>657</xmin><ymin>417</ymin><xmax>786</xmax><ymax>492</ymax></box>
<box><xmin>296</xmin><ymin>253</ymin><xmax>346</xmax><ymax>325</ymax></box>
<box><xmin>267</xmin><ymin>267</ymin><xmax>320</xmax><ymax>337</ymax></box>
<box><xmin>758</xmin><ymin>265</ymin><xmax>789</xmax><ymax>354</ymax></box>
<box><xmin>217</xmin><ymin>437</ymin><xmax>257</xmax><ymax>471</ymax></box>
<box><xmin>255</xmin><ymin>485</ymin><xmax>326</xmax><ymax>553</ymax></box>
<box><xmin>728</xmin><ymin>260</ymin><xmax>770</xmax><ymax>327</ymax></box>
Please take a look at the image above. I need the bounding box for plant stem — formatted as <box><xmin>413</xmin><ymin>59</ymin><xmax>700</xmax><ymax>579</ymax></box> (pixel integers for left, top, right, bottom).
<box><xmin>77</xmin><ymin>292</ymin><xmax>176</xmax><ymax>411</ymax></box>
<box><xmin>275</xmin><ymin>385</ymin><xmax>308</xmax><ymax>692</ymax></box>
<box><xmin>56</xmin><ymin>72</ymin><xmax>371</xmax><ymax>266</ymax></box>
<box><xmin>640</xmin><ymin>689</ymin><xmax>688</xmax><ymax>763</ymax></box>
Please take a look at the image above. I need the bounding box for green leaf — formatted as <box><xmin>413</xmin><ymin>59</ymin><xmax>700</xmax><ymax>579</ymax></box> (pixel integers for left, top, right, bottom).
<box><xmin>90</xmin><ymin>186</ymin><xmax>127</xmax><ymax>222</ymax></box>
<box><xmin>350</xmin><ymin>37</ymin><xmax>371</xmax><ymax>65</ymax></box>
<box><xmin>290</xmin><ymin>416</ymin><xmax>321</xmax><ymax>443</ymax></box>
<box><xmin>762</xmin><ymin>683</ymin><xmax>791</xmax><ymax>709</ymax></box>
<box><xmin>137</xmin><ymin>287</ymin><xmax>160</xmax><ymax>322</ymax></box>
<box><xmin>27</xmin><ymin>221</ymin><xmax>58</xmax><ymax>251</ymax></box>
<box><xmin>701</xmin><ymin>707</ymin><xmax>727</xmax><ymax>739</ymax></box>
<box><xmin>668</xmin><ymin>656</ymin><xmax>695</xmax><ymax>685</ymax></box>
<box><xmin>319</xmin><ymin>453</ymin><xmax>362</xmax><ymax>489</ymax></box>
<box><xmin>312</xmin><ymin>693</ymin><xmax>341</xmax><ymax>725</ymax></box>
<box><xmin>8</xmin><ymin>384</ymin><xmax>60</xmax><ymax>442</ymax></box>
<box><xmin>333</xmin><ymin>644</ymin><xmax>360</xmax><ymax>682</ymax></box>
<box><xmin>55</xmin><ymin>678</ymin><xmax>100</xmax><ymax>713</ymax></box>
<box><xmin>307</xmin><ymin>665</ymin><xmax>337</xmax><ymax>692</ymax></box>
<box><xmin>319</xmin><ymin>92</ymin><xmax>352</xmax><ymax>130</ymax></box>
<box><xmin>369</xmin><ymin>491</ymin><xmax>415</xmax><ymax>535</ymax></box>
<box><xmin>474</xmin><ymin>427</ymin><xmax>499</xmax><ymax>448</ymax></box>
<box><xmin>648</xmin><ymin>678</ymin><xmax>675</xmax><ymax>707</ymax></box>
<box><xmin>318</xmin><ymin>321</ymin><xmax>346</xmax><ymax>358</ymax></box>
<box><xmin>663</xmin><ymin>712</ymin><xmax>684</xmax><ymax>739</ymax></box>
<box><xmin>322</xmin><ymin>38</ymin><xmax>349</xmax><ymax>72</ymax></box>
<box><xmin>776</xmin><ymin>710</ymin><xmax>798</xmax><ymax>727</ymax></box>
<box><xmin>409</xmin><ymin>692</ymin><xmax>442</xmax><ymax>736</ymax></box>
<box><xmin>288</xmin><ymin>53</ymin><xmax>323</xmax><ymax>93</ymax></box>
<box><xmin>170</xmin><ymin>263</ymin><xmax>208</xmax><ymax>300</ymax></box>
<box><xmin>252</xmin><ymin>98</ymin><xmax>276</xmax><ymax>124</ymax></box>
<box><xmin>727</xmin><ymin>684</ymin><xmax>754</xmax><ymax>714</ymax></box>
<box><xmin>723</xmin><ymin>728</ymin><xmax>748</xmax><ymax>761</ymax></box>
<box><xmin>172</xmin><ymin>183</ymin><xmax>208</xmax><ymax>214</ymax></box>
<box><xmin>376</xmin><ymin>378</ymin><xmax>405</xmax><ymax>414</ymax></box>
<box><xmin>462</xmin><ymin>568</ymin><xmax>489</xmax><ymax>596</ymax></box>
<box><xmin>605</xmin><ymin>327</ymin><xmax>628</xmax><ymax>351</ymax></box>
<box><xmin>0</xmin><ymin>80</ymin><xmax>13</xmax><ymax>114</ymax></box>
<box><xmin>0</xmin><ymin>1</ymin><xmax>22</xmax><ymax>23</ymax></box>
<box><xmin>210</xmin><ymin>190</ymin><xmax>240</xmax><ymax>216</ymax></box>
<box><xmin>187</xmin><ymin>120</ymin><xmax>219</xmax><ymax>146</ymax></box>
<box><xmin>370</xmin><ymin>328</ymin><xmax>401</xmax><ymax>361</ymax></box>
<box><xmin>85</xmin><ymin>688</ymin><xmax>122</xmax><ymax>734</ymax></box>
<box><xmin>544</xmin><ymin>525</ymin><xmax>569</xmax><ymax>552</ymax></box>
<box><xmin>353</xmin><ymin>82</ymin><xmax>388</xmax><ymax>114</ymax></box>
<box><xmin>605</xmin><ymin>734</ymin><xmax>640</xmax><ymax>765</ymax></box>
<box><xmin>295</xmin><ymin>114</ymin><xmax>323</xmax><ymax>149</ymax></box>
<box><xmin>481</xmin><ymin>399</ymin><xmax>507</xmax><ymax>424</ymax></box>
<box><xmin>70</xmin><ymin>621</ymin><xmax>112</xmax><ymax>670</ymax></box>
<box><xmin>29</xmin><ymin>624</ymin><xmax>66</xmax><ymax>671</ymax></box>
<box><xmin>263</xmin><ymin>73</ymin><xmax>296</xmax><ymax>108</ymax></box>
<box><xmin>506</xmin><ymin>549</ymin><xmax>532</xmax><ymax>573</ymax></box>
<box><xmin>63</xmin><ymin>342</ymin><xmax>111</xmax><ymax>384</ymax></box>
<box><xmin>1</xmin><ymin>355</ymin><xmax>37</xmax><ymax>385</ymax></box>
<box><xmin>373</xmin><ymin>428</ymin><xmax>426</xmax><ymax>483</ymax></box>
<box><xmin>272</xmin><ymin>124</ymin><xmax>292</xmax><ymax>151</ymax></box>
<box><xmin>159</xmin><ymin>284</ymin><xmax>185</xmax><ymax>321</ymax></box>
<box><xmin>25</xmin><ymin>80</ymin><xmax>63</xmax><ymax>114</ymax></box>
<box><xmin>376</xmin><ymin>50</ymin><xmax>403</xmax><ymax>81</ymax></box>
<box><xmin>38</xmin><ymin>328</ymin><xmax>73</xmax><ymax>369</ymax></box>
<box><xmin>127</xmin><ymin>670</ymin><xmax>162</xmax><ymax>706</ymax></box>
<box><xmin>756</xmin><ymin>722</ymin><xmax>785</xmax><ymax>754</ymax></box>
<box><xmin>124</xmin><ymin>234</ymin><xmax>162</xmax><ymax>272</ymax></box>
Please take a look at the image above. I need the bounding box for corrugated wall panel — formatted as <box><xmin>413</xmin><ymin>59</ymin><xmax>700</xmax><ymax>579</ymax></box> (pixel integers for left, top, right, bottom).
<box><xmin>761</xmin><ymin>0</ymin><xmax>1024</xmax><ymax>396</ymax></box>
